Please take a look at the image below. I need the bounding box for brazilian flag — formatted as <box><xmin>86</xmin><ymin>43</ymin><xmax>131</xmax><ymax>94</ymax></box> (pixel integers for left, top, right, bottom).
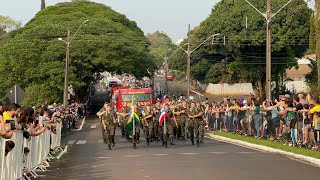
<box><xmin>127</xmin><ymin>96</ymin><xmax>141</xmax><ymax>135</ymax></box>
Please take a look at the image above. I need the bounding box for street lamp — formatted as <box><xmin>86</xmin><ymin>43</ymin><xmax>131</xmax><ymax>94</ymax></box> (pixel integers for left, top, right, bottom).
<box><xmin>182</xmin><ymin>25</ymin><xmax>220</xmax><ymax>99</ymax></box>
<box><xmin>59</xmin><ymin>20</ymin><xmax>89</xmax><ymax>108</ymax></box>
<box><xmin>146</xmin><ymin>44</ymin><xmax>185</xmax><ymax>94</ymax></box>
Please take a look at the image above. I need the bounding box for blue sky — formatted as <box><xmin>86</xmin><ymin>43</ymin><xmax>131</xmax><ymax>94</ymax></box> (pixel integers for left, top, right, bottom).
<box><xmin>1</xmin><ymin>0</ymin><xmax>219</xmax><ymax>42</ymax></box>
<box><xmin>1</xmin><ymin>0</ymin><xmax>314</xmax><ymax>41</ymax></box>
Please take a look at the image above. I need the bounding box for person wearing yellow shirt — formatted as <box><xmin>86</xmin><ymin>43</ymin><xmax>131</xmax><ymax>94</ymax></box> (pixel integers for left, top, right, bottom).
<box><xmin>306</xmin><ymin>94</ymin><xmax>320</xmax><ymax>148</ymax></box>
<box><xmin>0</xmin><ymin>111</ymin><xmax>13</xmax><ymax>139</ymax></box>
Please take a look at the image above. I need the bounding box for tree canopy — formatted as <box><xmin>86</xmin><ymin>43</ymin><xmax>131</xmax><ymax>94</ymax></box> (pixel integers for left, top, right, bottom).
<box><xmin>169</xmin><ymin>0</ymin><xmax>312</xmax><ymax>97</ymax></box>
<box><xmin>146</xmin><ymin>31</ymin><xmax>177</xmax><ymax>68</ymax></box>
<box><xmin>0</xmin><ymin>1</ymin><xmax>154</xmax><ymax>105</ymax></box>
<box><xmin>0</xmin><ymin>16</ymin><xmax>21</xmax><ymax>39</ymax></box>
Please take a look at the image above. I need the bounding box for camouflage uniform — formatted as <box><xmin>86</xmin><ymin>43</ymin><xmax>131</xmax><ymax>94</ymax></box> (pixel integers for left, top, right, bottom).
<box><xmin>162</xmin><ymin>108</ymin><xmax>174</xmax><ymax>148</ymax></box>
<box><xmin>153</xmin><ymin>105</ymin><xmax>162</xmax><ymax>142</ymax></box>
<box><xmin>195</xmin><ymin>106</ymin><xmax>205</xmax><ymax>145</ymax></box>
<box><xmin>99</xmin><ymin>108</ymin><xmax>107</xmax><ymax>143</ymax></box>
<box><xmin>128</xmin><ymin>109</ymin><xmax>141</xmax><ymax>148</ymax></box>
<box><xmin>143</xmin><ymin>109</ymin><xmax>154</xmax><ymax>145</ymax></box>
<box><xmin>174</xmin><ymin>105</ymin><xmax>187</xmax><ymax>140</ymax></box>
<box><xmin>101</xmin><ymin>110</ymin><xmax>116</xmax><ymax>149</ymax></box>
<box><xmin>188</xmin><ymin>106</ymin><xmax>200</xmax><ymax>145</ymax></box>
<box><xmin>119</xmin><ymin>106</ymin><xmax>130</xmax><ymax>139</ymax></box>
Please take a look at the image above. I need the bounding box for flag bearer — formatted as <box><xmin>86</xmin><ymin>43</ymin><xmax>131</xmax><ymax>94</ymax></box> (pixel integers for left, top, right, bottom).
<box><xmin>160</xmin><ymin>103</ymin><xmax>177</xmax><ymax>148</ymax></box>
<box><xmin>127</xmin><ymin>102</ymin><xmax>141</xmax><ymax>149</ymax></box>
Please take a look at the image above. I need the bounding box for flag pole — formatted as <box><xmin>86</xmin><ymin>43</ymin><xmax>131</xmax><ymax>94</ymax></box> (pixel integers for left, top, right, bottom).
<box><xmin>132</xmin><ymin>97</ymin><xmax>135</xmax><ymax>139</ymax></box>
<box><xmin>163</xmin><ymin>110</ymin><xmax>166</xmax><ymax>137</ymax></box>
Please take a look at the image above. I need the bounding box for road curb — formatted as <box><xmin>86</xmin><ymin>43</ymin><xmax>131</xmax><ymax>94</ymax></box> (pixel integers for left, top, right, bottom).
<box><xmin>207</xmin><ymin>133</ymin><xmax>320</xmax><ymax>167</ymax></box>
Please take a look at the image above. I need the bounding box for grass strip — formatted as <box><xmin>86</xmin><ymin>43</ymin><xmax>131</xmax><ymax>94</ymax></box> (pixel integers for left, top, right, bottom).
<box><xmin>214</xmin><ymin>132</ymin><xmax>320</xmax><ymax>159</ymax></box>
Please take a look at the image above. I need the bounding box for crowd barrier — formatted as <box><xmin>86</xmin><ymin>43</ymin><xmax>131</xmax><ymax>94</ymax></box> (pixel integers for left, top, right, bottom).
<box><xmin>0</xmin><ymin>123</ymin><xmax>62</xmax><ymax>180</ymax></box>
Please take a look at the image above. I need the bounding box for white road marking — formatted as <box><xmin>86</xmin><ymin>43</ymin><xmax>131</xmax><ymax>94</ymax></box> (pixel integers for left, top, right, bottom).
<box><xmin>76</xmin><ymin>140</ymin><xmax>87</xmax><ymax>144</ymax></box>
<box><xmin>124</xmin><ymin>155</ymin><xmax>141</xmax><ymax>158</ymax></box>
<box><xmin>237</xmin><ymin>152</ymin><xmax>257</xmax><ymax>154</ymax></box>
<box><xmin>179</xmin><ymin>153</ymin><xmax>199</xmax><ymax>155</ymax></box>
<box><xmin>139</xmin><ymin>170</ymin><xmax>145</xmax><ymax>172</ymax></box>
<box><xmin>67</xmin><ymin>140</ymin><xmax>76</xmax><ymax>145</ymax></box>
<box><xmin>95</xmin><ymin>157</ymin><xmax>111</xmax><ymax>159</ymax></box>
<box><xmin>90</xmin><ymin>125</ymin><xmax>97</xmax><ymax>128</ymax></box>
<box><xmin>209</xmin><ymin>152</ymin><xmax>227</xmax><ymax>155</ymax></box>
<box><xmin>152</xmin><ymin>154</ymin><xmax>168</xmax><ymax>156</ymax></box>
<box><xmin>144</xmin><ymin>176</ymin><xmax>150</xmax><ymax>178</ymax></box>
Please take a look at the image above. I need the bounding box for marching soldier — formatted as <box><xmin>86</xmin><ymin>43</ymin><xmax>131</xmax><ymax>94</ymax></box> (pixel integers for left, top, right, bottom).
<box><xmin>173</xmin><ymin>101</ymin><xmax>186</xmax><ymax>141</ymax></box>
<box><xmin>162</xmin><ymin>103</ymin><xmax>177</xmax><ymax>148</ymax></box>
<box><xmin>117</xmin><ymin>106</ymin><xmax>130</xmax><ymax>139</ymax></box>
<box><xmin>188</xmin><ymin>101</ymin><xmax>204</xmax><ymax>146</ymax></box>
<box><xmin>128</xmin><ymin>103</ymin><xmax>141</xmax><ymax>149</ymax></box>
<box><xmin>153</xmin><ymin>100</ymin><xmax>162</xmax><ymax>142</ymax></box>
<box><xmin>97</xmin><ymin>103</ymin><xmax>117</xmax><ymax>150</ymax></box>
<box><xmin>97</xmin><ymin>103</ymin><xmax>107</xmax><ymax>144</ymax></box>
<box><xmin>196</xmin><ymin>101</ymin><xmax>206</xmax><ymax>144</ymax></box>
<box><xmin>142</xmin><ymin>104</ymin><xmax>154</xmax><ymax>145</ymax></box>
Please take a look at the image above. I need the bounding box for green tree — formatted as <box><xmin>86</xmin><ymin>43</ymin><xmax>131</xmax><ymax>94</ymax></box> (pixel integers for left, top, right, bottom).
<box><xmin>0</xmin><ymin>16</ymin><xmax>21</xmax><ymax>39</ymax></box>
<box><xmin>170</xmin><ymin>0</ymin><xmax>311</xmax><ymax>98</ymax></box>
<box><xmin>0</xmin><ymin>1</ymin><xmax>154</xmax><ymax>105</ymax></box>
<box><xmin>305</xmin><ymin>59</ymin><xmax>317</xmax><ymax>90</ymax></box>
<box><xmin>146</xmin><ymin>31</ymin><xmax>177</xmax><ymax>68</ymax></box>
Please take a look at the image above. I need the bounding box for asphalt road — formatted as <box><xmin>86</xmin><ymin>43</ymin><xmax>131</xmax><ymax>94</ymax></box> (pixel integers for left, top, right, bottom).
<box><xmin>37</xmin><ymin>81</ymin><xmax>319</xmax><ymax>180</ymax></box>
<box><xmin>38</xmin><ymin>115</ymin><xmax>319</xmax><ymax>180</ymax></box>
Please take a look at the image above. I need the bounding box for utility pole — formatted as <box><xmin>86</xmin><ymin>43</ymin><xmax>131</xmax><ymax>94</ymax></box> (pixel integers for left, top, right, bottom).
<box><xmin>164</xmin><ymin>46</ymin><xmax>168</xmax><ymax>94</ymax></box>
<box><xmin>63</xmin><ymin>30</ymin><xmax>70</xmax><ymax>108</ymax></box>
<box><xmin>187</xmin><ymin>24</ymin><xmax>191</xmax><ymax>99</ymax></box>
<box><xmin>316</xmin><ymin>0</ymin><xmax>320</xmax><ymax>92</ymax></box>
<box><xmin>245</xmin><ymin>0</ymin><xmax>292</xmax><ymax>100</ymax></box>
<box><xmin>266</xmin><ymin>0</ymin><xmax>271</xmax><ymax>100</ymax></box>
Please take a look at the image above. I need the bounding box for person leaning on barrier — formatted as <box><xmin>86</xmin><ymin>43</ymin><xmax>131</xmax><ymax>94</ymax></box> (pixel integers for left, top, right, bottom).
<box><xmin>0</xmin><ymin>110</ymin><xmax>13</xmax><ymax>139</ymax></box>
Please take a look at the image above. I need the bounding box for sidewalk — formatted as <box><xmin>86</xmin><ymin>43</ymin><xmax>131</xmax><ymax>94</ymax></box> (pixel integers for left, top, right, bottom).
<box><xmin>207</xmin><ymin>132</ymin><xmax>320</xmax><ymax>167</ymax></box>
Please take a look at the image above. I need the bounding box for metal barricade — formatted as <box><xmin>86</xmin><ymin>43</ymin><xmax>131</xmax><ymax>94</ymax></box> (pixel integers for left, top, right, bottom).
<box><xmin>2</xmin><ymin>131</ymin><xmax>24</xmax><ymax>180</ymax></box>
<box><xmin>51</xmin><ymin>122</ymin><xmax>62</xmax><ymax>150</ymax></box>
<box><xmin>0</xmin><ymin>137</ymin><xmax>5</xmax><ymax>180</ymax></box>
<box><xmin>0</xmin><ymin>123</ymin><xmax>63</xmax><ymax>180</ymax></box>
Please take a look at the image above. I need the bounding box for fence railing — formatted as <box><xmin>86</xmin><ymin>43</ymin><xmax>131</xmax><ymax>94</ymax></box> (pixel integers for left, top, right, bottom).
<box><xmin>0</xmin><ymin>122</ymin><xmax>62</xmax><ymax>180</ymax></box>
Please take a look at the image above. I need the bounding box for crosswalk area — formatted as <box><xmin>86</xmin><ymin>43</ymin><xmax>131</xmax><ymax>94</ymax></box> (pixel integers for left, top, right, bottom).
<box><xmin>66</xmin><ymin>139</ymin><xmax>261</xmax><ymax>157</ymax></box>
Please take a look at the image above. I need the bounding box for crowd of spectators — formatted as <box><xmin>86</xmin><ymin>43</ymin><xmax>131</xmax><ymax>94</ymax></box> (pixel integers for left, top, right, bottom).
<box><xmin>0</xmin><ymin>101</ymin><xmax>86</xmax><ymax>157</ymax></box>
<box><xmin>201</xmin><ymin>93</ymin><xmax>320</xmax><ymax>151</ymax></box>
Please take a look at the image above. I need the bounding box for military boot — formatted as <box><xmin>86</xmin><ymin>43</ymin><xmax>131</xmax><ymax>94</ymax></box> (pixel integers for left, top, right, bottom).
<box><xmin>108</xmin><ymin>144</ymin><xmax>112</xmax><ymax>150</ymax></box>
<box><xmin>146</xmin><ymin>138</ymin><xmax>150</xmax><ymax>145</ymax></box>
<box><xmin>170</xmin><ymin>138</ymin><xmax>175</xmax><ymax>145</ymax></box>
<box><xmin>133</xmin><ymin>143</ymin><xmax>137</xmax><ymax>149</ymax></box>
<box><xmin>200</xmin><ymin>135</ymin><xmax>204</xmax><ymax>144</ymax></box>
<box><xmin>182</xmin><ymin>136</ymin><xmax>186</xmax><ymax>141</ymax></box>
<box><xmin>191</xmin><ymin>138</ymin><xmax>194</xmax><ymax>145</ymax></box>
<box><xmin>164</xmin><ymin>141</ymin><xmax>168</xmax><ymax>148</ymax></box>
<box><xmin>196</xmin><ymin>140</ymin><xmax>200</xmax><ymax>147</ymax></box>
<box><xmin>112</xmin><ymin>136</ymin><xmax>115</xmax><ymax>147</ymax></box>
